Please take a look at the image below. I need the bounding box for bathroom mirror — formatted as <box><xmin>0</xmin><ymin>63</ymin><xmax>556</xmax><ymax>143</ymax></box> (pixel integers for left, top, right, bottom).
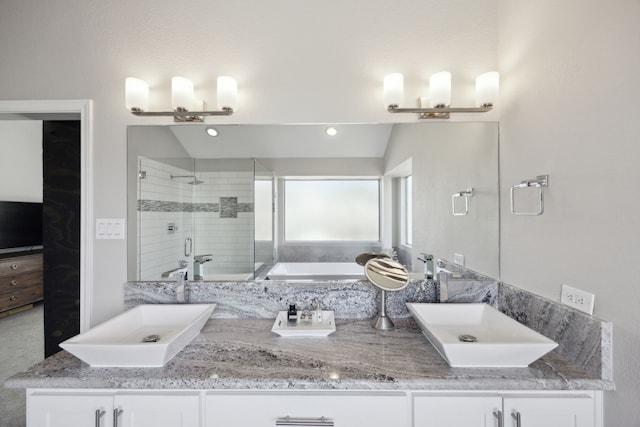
<box><xmin>127</xmin><ymin>122</ymin><xmax>499</xmax><ymax>282</ymax></box>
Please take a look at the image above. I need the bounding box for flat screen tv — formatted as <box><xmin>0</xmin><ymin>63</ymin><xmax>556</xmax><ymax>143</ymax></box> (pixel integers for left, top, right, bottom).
<box><xmin>0</xmin><ymin>201</ymin><xmax>43</xmax><ymax>251</ymax></box>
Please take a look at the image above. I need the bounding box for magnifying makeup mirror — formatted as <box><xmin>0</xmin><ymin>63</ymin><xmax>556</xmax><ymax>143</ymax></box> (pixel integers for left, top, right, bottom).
<box><xmin>364</xmin><ymin>257</ymin><xmax>409</xmax><ymax>330</ymax></box>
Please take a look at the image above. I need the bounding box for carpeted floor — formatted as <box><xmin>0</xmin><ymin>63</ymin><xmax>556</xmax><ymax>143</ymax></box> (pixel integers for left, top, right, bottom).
<box><xmin>0</xmin><ymin>303</ymin><xmax>44</xmax><ymax>427</ymax></box>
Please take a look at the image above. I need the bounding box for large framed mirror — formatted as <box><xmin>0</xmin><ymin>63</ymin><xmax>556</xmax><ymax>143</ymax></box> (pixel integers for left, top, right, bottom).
<box><xmin>127</xmin><ymin>122</ymin><xmax>499</xmax><ymax>282</ymax></box>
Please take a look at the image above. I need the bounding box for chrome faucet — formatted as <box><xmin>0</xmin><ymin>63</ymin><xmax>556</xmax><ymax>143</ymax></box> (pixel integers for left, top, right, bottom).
<box><xmin>436</xmin><ymin>258</ymin><xmax>449</xmax><ymax>302</ymax></box>
<box><xmin>416</xmin><ymin>253</ymin><xmax>434</xmax><ymax>279</ymax></box>
<box><xmin>161</xmin><ymin>260</ymin><xmax>188</xmax><ymax>302</ymax></box>
<box><xmin>192</xmin><ymin>254</ymin><xmax>213</xmax><ymax>281</ymax></box>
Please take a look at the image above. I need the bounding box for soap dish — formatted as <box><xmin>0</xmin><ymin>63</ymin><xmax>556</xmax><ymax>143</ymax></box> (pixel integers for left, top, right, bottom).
<box><xmin>271</xmin><ymin>311</ymin><xmax>336</xmax><ymax>337</ymax></box>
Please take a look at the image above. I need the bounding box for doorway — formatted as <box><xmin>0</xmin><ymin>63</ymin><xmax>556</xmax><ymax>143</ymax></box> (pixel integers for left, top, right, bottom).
<box><xmin>0</xmin><ymin>100</ymin><xmax>93</xmax><ymax>427</ymax></box>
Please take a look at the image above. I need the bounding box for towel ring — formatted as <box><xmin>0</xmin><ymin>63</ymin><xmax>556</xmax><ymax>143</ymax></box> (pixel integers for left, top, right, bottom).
<box><xmin>452</xmin><ymin>188</ymin><xmax>474</xmax><ymax>216</ymax></box>
<box><xmin>510</xmin><ymin>175</ymin><xmax>549</xmax><ymax>216</ymax></box>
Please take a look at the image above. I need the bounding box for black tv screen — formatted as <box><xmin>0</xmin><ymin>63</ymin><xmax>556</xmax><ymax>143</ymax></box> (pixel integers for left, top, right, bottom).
<box><xmin>0</xmin><ymin>201</ymin><xmax>43</xmax><ymax>251</ymax></box>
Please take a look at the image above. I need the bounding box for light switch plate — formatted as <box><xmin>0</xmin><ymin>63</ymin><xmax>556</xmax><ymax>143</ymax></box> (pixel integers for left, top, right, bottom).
<box><xmin>96</xmin><ymin>218</ymin><xmax>126</xmax><ymax>240</ymax></box>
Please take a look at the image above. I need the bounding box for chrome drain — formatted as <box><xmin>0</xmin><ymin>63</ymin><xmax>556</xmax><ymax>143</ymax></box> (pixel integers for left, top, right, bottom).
<box><xmin>458</xmin><ymin>334</ymin><xmax>477</xmax><ymax>343</ymax></box>
<box><xmin>142</xmin><ymin>334</ymin><xmax>160</xmax><ymax>343</ymax></box>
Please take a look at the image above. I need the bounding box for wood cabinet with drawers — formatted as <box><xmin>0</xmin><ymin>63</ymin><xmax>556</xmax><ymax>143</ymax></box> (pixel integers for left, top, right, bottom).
<box><xmin>0</xmin><ymin>252</ymin><xmax>43</xmax><ymax>315</ymax></box>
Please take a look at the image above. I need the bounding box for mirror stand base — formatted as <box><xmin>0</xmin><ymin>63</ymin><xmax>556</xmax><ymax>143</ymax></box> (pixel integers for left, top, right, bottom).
<box><xmin>373</xmin><ymin>315</ymin><xmax>395</xmax><ymax>330</ymax></box>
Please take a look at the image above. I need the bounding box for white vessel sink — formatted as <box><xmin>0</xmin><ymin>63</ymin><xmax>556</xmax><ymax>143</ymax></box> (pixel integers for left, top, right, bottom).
<box><xmin>406</xmin><ymin>303</ymin><xmax>558</xmax><ymax>367</ymax></box>
<box><xmin>60</xmin><ymin>304</ymin><xmax>215</xmax><ymax>367</ymax></box>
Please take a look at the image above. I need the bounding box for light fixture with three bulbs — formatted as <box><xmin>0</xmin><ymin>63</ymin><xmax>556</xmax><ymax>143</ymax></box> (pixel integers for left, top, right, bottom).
<box><xmin>125</xmin><ymin>76</ymin><xmax>238</xmax><ymax>122</ymax></box>
<box><xmin>383</xmin><ymin>71</ymin><xmax>499</xmax><ymax>119</ymax></box>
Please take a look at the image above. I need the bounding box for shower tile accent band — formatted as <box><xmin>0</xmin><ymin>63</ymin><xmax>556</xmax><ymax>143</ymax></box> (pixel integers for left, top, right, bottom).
<box><xmin>138</xmin><ymin>199</ymin><xmax>254</xmax><ymax>214</ymax></box>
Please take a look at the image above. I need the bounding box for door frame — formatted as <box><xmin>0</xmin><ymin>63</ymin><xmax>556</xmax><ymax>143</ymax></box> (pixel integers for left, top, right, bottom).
<box><xmin>0</xmin><ymin>100</ymin><xmax>93</xmax><ymax>332</ymax></box>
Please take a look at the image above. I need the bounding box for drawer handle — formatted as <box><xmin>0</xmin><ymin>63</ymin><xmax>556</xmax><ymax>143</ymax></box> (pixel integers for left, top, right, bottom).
<box><xmin>10</xmin><ymin>264</ymin><xmax>18</xmax><ymax>270</ymax></box>
<box><xmin>11</xmin><ymin>280</ymin><xmax>18</xmax><ymax>286</ymax></box>
<box><xmin>511</xmin><ymin>411</ymin><xmax>522</xmax><ymax>427</ymax></box>
<box><xmin>95</xmin><ymin>409</ymin><xmax>105</xmax><ymax>427</ymax></box>
<box><xmin>9</xmin><ymin>296</ymin><xmax>17</xmax><ymax>301</ymax></box>
<box><xmin>493</xmin><ymin>410</ymin><xmax>503</xmax><ymax>427</ymax></box>
<box><xmin>113</xmin><ymin>408</ymin><xmax>123</xmax><ymax>427</ymax></box>
<box><xmin>276</xmin><ymin>417</ymin><xmax>333</xmax><ymax>427</ymax></box>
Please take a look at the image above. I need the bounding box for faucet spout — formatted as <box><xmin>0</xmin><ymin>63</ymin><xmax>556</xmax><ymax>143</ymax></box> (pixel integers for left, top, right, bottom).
<box><xmin>161</xmin><ymin>260</ymin><xmax>188</xmax><ymax>302</ymax></box>
<box><xmin>417</xmin><ymin>253</ymin><xmax>434</xmax><ymax>280</ymax></box>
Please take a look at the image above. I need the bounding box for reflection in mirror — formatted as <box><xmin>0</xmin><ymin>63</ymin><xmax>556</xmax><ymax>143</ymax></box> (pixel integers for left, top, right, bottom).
<box><xmin>127</xmin><ymin>123</ymin><xmax>499</xmax><ymax>282</ymax></box>
<box><xmin>364</xmin><ymin>257</ymin><xmax>409</xmax><ymax>330</ymax></box>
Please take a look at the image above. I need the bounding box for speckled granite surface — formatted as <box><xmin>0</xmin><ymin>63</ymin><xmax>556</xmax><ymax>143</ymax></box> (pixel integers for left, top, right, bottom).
<box><xmin>5</xmin><ymin>318</ymin><xmax>613</xmax><ymax>391</ymax></box>
<box><xmin>6</xmin><ymin>265</ymin><xmax>613</xmax><ymax>392</ymax></box>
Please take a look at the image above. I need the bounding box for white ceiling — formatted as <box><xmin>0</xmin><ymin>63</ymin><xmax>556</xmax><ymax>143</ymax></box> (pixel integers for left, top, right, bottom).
<box><xmin>169</xmin><ymin>124</ymin><xmax>394</xmax><ymax>159</ymax></box>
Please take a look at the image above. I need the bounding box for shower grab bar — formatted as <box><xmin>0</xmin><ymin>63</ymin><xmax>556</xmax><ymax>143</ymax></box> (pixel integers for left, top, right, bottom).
<box><xmin>510</xmin><ymin>174</ymin><xmax>549</xmax><ymax>216</ymax></box>
<box><xmin>452</xmin><ymin>188</ymin><xmax>474</xmax><ymax>216</ymax></box>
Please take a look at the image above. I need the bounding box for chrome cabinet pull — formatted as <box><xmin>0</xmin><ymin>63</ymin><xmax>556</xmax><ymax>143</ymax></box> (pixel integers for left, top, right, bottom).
<box><xmin>275</xmin><ymin>416</ymin><xmax>334</xmax><ymax>427</ymax></box>
<box><xmin>493</xmin><ymin>410</ymin><xmax>503</xmax><ymax>427</ymax></box>
<box><xmin>95</xmin><ymin>409</ymin><xmax>105</xmax><ymax>427</ymax></box>
<box><xmin>511</xmin><ymin>411</ymin><xmax>521</xmax><ymax>427</ymax></box>
<box><xmin>113</xmin><ymin>408</ymin><xmax>123</xmax><ymax>427</ymax></box>
<box><xmin>9</xmin><ymin>296</ymin><xmax>17</xmax><ymax>301</ymax></box>
<box><xmin>11</xmin><ymin>280</ymin><xmax>17</xmax><ymax>286</ymax></box>
<box><xmin>10</xmin><ymin>264</ymin><xmax>18</xmax><ymax>270</ymax></box>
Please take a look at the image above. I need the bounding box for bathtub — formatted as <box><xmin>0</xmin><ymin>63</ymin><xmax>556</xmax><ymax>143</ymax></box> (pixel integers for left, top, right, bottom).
<box><xmin>266</xmin><ymin>262</ymin><xmax>365</xmax><ymax>281</ymax></box>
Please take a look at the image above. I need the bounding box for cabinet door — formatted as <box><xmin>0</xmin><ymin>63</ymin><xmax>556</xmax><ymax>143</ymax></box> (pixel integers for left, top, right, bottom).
<box><xmin>28</xmin><ymin>393</ymin><xmax>113</xmax><ymax>427</ymax></box>
<box><xmin>414</xmin><ymin>395</ymin><xmax>503</xmax><ymax>427</ymax></box>
<box><xmin>205</xmin><ymin>392</ymin><xmax>410</xmax><ymax>427</ymax></box>
<box><xmin>503</xmin><ymin>395</ymin><xmax>595</xmax><ymax>427</ymax></box>
<box><xmin>115</xmin><ymin>393</ymin><xmax>200</xmax><ymax>427</ymax></box>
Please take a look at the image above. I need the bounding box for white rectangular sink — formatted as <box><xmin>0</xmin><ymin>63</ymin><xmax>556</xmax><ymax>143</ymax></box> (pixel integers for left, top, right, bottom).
<box><xmin>60</xmin><ymin>304</ymin><xmax>215</xmax><ymax>367</ymax></box>
<box><xmin>406</xmin><ymin>303</ymin><xmax>558</xmax><ymax>367</ymax></box>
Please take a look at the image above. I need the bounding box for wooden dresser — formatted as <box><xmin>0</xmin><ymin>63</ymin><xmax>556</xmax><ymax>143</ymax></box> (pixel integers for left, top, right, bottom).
<box><xmin>0</xmin><ymin>252</ymin><xmax>43</xmax><ymax>316</ymax></box>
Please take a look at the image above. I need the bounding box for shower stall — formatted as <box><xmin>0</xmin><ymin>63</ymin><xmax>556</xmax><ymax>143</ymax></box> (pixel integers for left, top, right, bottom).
<box><xmin>135</xmin><ymin>156</ymin><xmax>274</xmax><ymax>281</ymax></box>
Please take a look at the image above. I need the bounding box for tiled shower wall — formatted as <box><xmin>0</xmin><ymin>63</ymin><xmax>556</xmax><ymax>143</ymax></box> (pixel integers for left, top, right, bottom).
<box><xmin>193</xmin><ymin>171</ymin><xmax>255</xmax><ymax>275</ymax></box>
<box><xmin>138</xmin><ymin>158</ymin><xmax>195</xmax><ymax>280</ymax></box>
<box><xmin>137</xmin><ymin>158</ymin><xmax>255</xmax><ymax>280</ymax></box>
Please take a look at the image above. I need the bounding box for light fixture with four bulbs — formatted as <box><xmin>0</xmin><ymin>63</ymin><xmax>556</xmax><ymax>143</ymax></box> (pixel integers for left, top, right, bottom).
<box><xmin>383</xmin><ymin>71</ymin><xmax>499</xmax><ymax>119</ymax></box>
<box><xmin>125</xmin><ymin>76</ymin><xmax>238</xmax><ymax>122</ymax></box>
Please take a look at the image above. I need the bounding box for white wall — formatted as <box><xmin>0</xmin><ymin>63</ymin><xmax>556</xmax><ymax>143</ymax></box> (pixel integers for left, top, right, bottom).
<box><xmin>384</xmin><ymin>122</ymin><xmax>499</xmax><ymax>278</ymax></box>
<box><xmin>497</xmin><ymin>0</ymin><xmax>640</xmax><ymax>423</ymax></box>
<box><xmin>0</xmin><ymin>121</ymin><xmax>42</xmax><ymax>202</ymax></box>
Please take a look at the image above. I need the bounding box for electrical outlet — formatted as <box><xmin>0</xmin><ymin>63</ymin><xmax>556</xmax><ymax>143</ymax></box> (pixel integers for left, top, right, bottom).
<box><xmin>453</xmin><ymin>253</ymin><xmax>465</xmax><ymax>266</ymax></box>
<box><xmin>560</xmin><ymin>284</ymin><xmax>595</xmax><ymax>315</ymax></box>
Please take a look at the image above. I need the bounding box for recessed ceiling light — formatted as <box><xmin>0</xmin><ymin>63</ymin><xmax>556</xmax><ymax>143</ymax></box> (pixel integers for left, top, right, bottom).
<box><xmin>325</xmin><ymin>126</ymin><xmax>338</xmax><ymax>136</ymax></box>
<box><xmin>206</xmin><ymin>127</ymin><xmax>218</xmax><ymax>137</ymax></box>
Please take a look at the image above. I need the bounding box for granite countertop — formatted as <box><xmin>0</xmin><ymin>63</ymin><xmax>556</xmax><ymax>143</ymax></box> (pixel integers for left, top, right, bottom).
<box><xmin>6</xmin><ymin>317</ymin><xmax>613</xmax><ymax>391</ymax></box>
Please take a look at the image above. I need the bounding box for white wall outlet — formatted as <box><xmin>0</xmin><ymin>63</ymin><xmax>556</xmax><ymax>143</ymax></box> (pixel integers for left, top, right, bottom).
<box><xmin>560</xmin><ymin>284</ymin><xmax>595</xmax><ymax>315</ymax></box>
<box><xmin>453</xmin><ymin>253</ymin><xmax>465</xmax><ymax>266</ymax></box>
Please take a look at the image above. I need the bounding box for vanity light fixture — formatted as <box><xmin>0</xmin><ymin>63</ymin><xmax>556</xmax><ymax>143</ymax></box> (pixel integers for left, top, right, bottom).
<box><xmin>125</xmin><ymin>76</ymin><xmax>238</xmax><ymax>122</ymax></box>
<box><xmin>383</xmin><ymin>71</ymin><xmax>498</xmax><ymax>119</ymax></box>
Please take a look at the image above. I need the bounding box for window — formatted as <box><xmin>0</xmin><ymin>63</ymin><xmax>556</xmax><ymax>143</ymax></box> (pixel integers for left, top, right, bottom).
<box><xmin>254</xmin><ymin>180</ymin><xmax>273</xmax><ymax>241</ymax></box>
<box><xmin>403</xmin><ymin>175</ymin><xmax>413</xmax><ymax>246</ymax></box>
<box><xmin>284</xmin><ymin>179</ymin><xmax>380</xmax><ymax>241</ymax></box>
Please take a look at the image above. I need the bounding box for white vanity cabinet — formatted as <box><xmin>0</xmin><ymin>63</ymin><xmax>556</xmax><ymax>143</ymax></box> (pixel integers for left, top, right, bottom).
<box><xmin>413</xmin><ymin>392</ymin><xmax>600</xmax><ymax>427</ymax></box>
<box><xmin>27</xmin><ymin>390</ymin><xmax>201</xmax><ymax>427</ymax></box>
<box><xmin>413</xmin><ymin>394</ymin><xmax>503</xmax><ymax>427</ymax></box>
<box><xmin>204</xmin><ymin>391</ymin><xmax>411</xmax><ymax>427</ymax></box>
<box><xmin>25</xmin><ymin>389</ymin><xmax>602</xmax><ymax>427</ymax></box>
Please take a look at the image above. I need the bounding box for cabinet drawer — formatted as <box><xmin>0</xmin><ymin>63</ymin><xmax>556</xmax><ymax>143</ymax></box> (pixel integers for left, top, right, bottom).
<box><xmin>0</xmin><ymin>270</ymin><xmax>42</xmax><ymax>293</ymax></box>
<box><xmin>205</xmin><ymin>392</ymin><xmax>410</xmax><ymax>427</ymax></box>
<box><xmin>0</xmin><ymin>253</ymin><xmax>43</xmax><ymax>277</ymax></box>
<box><xmin>0</xmin><ymin>281</ymin><xmax>43</xmax><ymax>311</ymax></box>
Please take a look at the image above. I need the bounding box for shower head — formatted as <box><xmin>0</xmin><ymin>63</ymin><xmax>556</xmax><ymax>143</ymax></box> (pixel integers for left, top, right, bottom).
<box><xmin>170</xmin><ymin>174</ymin><xmax>205</xmax><ymax>185</ymax></box>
